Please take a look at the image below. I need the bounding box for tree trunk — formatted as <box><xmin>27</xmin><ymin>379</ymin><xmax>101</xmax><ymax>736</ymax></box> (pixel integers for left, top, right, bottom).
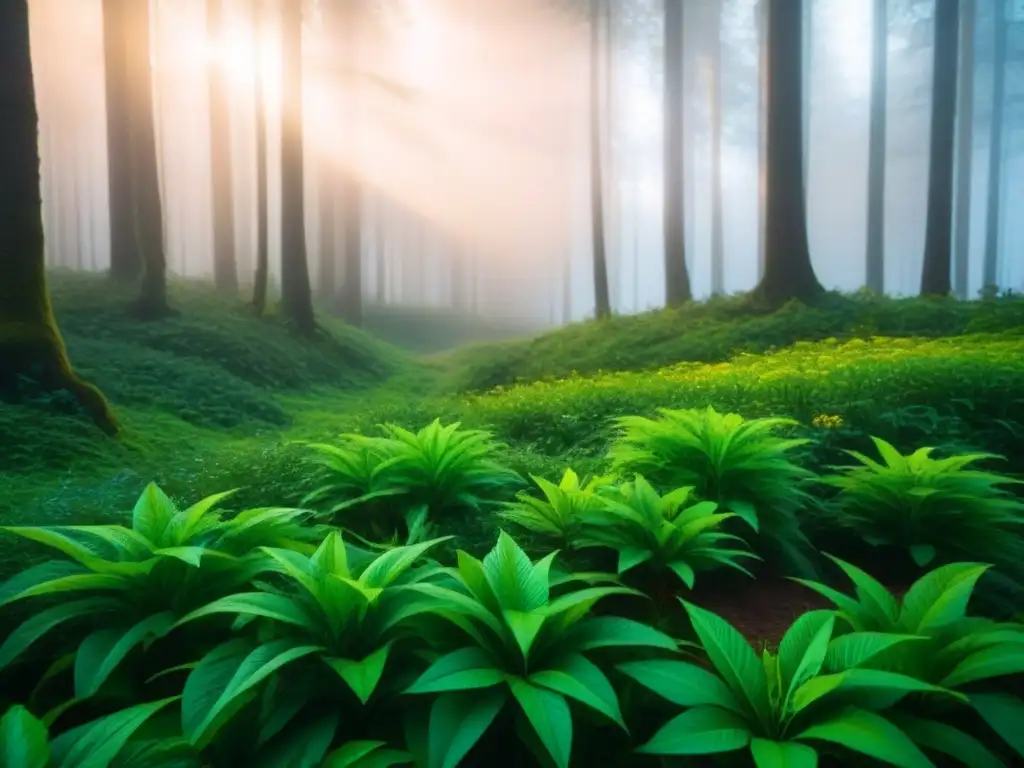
<box><xmin>340</xmin><ymin>173</ymin><xmax>362</xmax><ymax>324</ymax></box>
<box><xmin>752</xmin><ymin>0</ymin><xmax>822</xmax><ymax>306</ymax></box>
<box><xmin>124</xmin><ymin>0</ymin><xmax>170</xmax><ymax>318</ymax></box>
<box><xmin>663</xmin><ymin>0</ymin><xmax>691</xmax><ymax>307</ymax></box>
<box><xmin>920</xmin><ymin>0</ymin><xmax>959</xmax><ymax>297</ymax></box>
<box><xmin>589</xmin><ymin>0</ymin><xmax>611</xmax><ymax>319</ymax></box>
<box><xmin>102</xmin><ymin>0</ymin><xmax>138</xmax><ymax>281</ymax></box>
<box><xmin>982</xmin><ymin>0</ymin><xmax>1006</xmax><ymax>292</ymax></box>
<box><xmin>207</xmin><ymin>0</ymin><xmax>238</xmax><ymax>293</ymax></box>
<box><xmin>319</xmin><ymin>168</ymin><xmax>337</xmax><ymax>300</ymax></box>
<box><xmin>709</xmin><ymin>0</ymin><xmax>725</xmax><ymax>296</ymax></box>
<box><xmin>279</xmin><ymin>0</ymin><xmax>316</xmax><ymax>335</ymax></box>
<box><xmin>953</xmin><ymin>0</ymin><xmax>976</xmax><ymax>299</ymax></box>
<box><xmin>375</xmin><ymin>201</ymin><xmax>386</xmax><ymax>304</ymax></box>
<box><xmin>756</xmin><ymin>0</ymin><xmax>768</xmax><ymax>280</ymax></box>
<box><xmin>865</xmin><ymin>0</ymin><xmax>888</xmax><ymax>294</ymax></box>
<box><xmin>252</xmin><ymin>0</ymin><xmax>269</xmax><ymax>315</ymax></box>
<box><xmin>0</xmin><ymin>0</ymin><xmax>118</xmax><ymax>434</ymax></box>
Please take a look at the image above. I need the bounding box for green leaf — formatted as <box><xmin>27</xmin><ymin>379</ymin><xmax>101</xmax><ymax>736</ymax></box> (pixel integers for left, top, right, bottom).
<box><xmin>503</xmin><ymin>609</ymin><xmax>546</xmax><ymax>659</ymax></box>
<box><xmin>823</xmin><ymin>632</ymin><xmax>926</xmax><ymax>673</ymax></box>
<box><xmin>482</xmin><ymin>532</ymin><xmax>548</xmax><ymax>612</ymax></box>
<box><xmin>778</xmin><ymin>611</ymin><xmax>835</xmax><ymax>703</ymax></box>
<box><xmin>131</xmin><ymin>484</ymin><xmax>179</xmax><ymax>545</ymax></box>
<box><xmin>324</xmin><ymin>643</ymin><xmax>391</xmax><ymax>704</ymax></box>
<box><xmin>681</xmin><ymin>601</ymin><xmax>769</xmax><ymax>720</ymax></box>
<box><xmin>152</xmin><ymin>546</ymin><xmax>208</xmax><ymax>568</ymax></box>
<box><xmin>176</xmin><ymin>592</ymin><xmax>313</xmax><ymax>631</ymax></box>
<box><xmin>793</xmin><ymin>669</ymin><xmax>957</xmax><ymax>713</ymax></box>
<box><xmin>358</xmin><ymin>537</ymin><xmax>450</xmax><ymax>590</ymax></box>
<box><xmin>668</xmin><ymin>561</ymin><xmax>696</xmax><ymax>589</ymax></box>
<box><xmin>48</xmin><ymin>697</ymin><xmax>179</xmax><ymax>768</ymax></box>
<box><xmin>74</xmin><ymin>612</ymin><xmax>176</xmax><ymax>698</ymax></box>
<box><xmin>899</xmin><ymin>563</ymin><xmax>989</xmax><ymax>632</ymax></box>
<box><xmin>569</xmin><ymin>616</ymin><xmax>679</xmax><ymax>651</ymax></box>
<box><xmin>0</xmin><ymin>598</ymin><xmax>117</xmax><ymax>673</ymax></box>
<box><xmin>617</xmin><ymin>547</ymin><xmax>653</xmax><ymax>574</ymax></box>
<box><xmin>323</xmin><ymin>740</ymin><xmax>411</xmax><ymax>768</ymax></box>
<box><xmin>426</xmin><ymin>689</ymin><xmax>506</xmax><ymax>768</ymax></box>
<box><xmin>969</xmin><ymin>693</ymin><xmax>1024</xmax><ymax>760</ymax></box>
<box><xmin>749</xmin><ymin>738</ymin><xmax>817</xmax><ymax>768</ymax></box>
<box><xmin>637</xmin><ymin>705</ymin><xmax>751</xmax><ymax>755</ymax></box>
<box><xmin>891</xmin><ymin>714</ymin><xmax>1005</xmax><ymax>768</ymax></box>
<box><xmin>1</xmin><ymin>573</ymin><xmax>129</xmax><ymax>605</ymax></box>
<box><xmin>908</xmin><ymin>544</ymin><xmax>936</xmax><ymax>568</ymax></box>
<box><xmin>796</xmin><ymin>707</ymin><xmax>934</xmax><ymax>768</ymax></box>
<box><xmin>940</xmin><ymin>644</ymin><xmax>1024</xmax><ymax>688</ymax></box>
<box><xmin>617</xmin><ymin>659</ymin><xmax>743</xmax><ymax>714</ymax></box>
<box><xmin>0</xmin><ymin>705</ymin><xmax>50</xmax><ymax>768</ymax></box>
<box><xmin>508</xmin><ymin>679</ymin><xmax>572</xmax><ymax>768</ymax></box>
<box><xmin>530</xmin><ymin>654</ymin><xmax>625</xmax><ymax>728</ymax></box>
<box><xmin>406</xmin><ymin>647</ymin><xmax>505</xmax><ymax>695</ymax></box>
<box><xmin>255</xmin><ymin>710</ymin><xmax>338</xmax><ymax>768</ymax></box>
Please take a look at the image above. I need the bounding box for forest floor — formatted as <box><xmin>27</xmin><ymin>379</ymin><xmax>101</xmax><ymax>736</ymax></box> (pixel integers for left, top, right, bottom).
<box><xmin>2</xmin><ymin>271</ymin><xmax>1024</xmax><ymax>581</ymax></box>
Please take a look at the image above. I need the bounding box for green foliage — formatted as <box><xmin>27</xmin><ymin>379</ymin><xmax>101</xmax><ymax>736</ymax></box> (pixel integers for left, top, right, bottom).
<box><xmin>497</xmin><ymin>469</ymin><xmax>616</xmax><ymax>548</ymax></box>
<box><xmin>403</xmin><ymin>532</ymin><xmax>678</xmax><ymax>768</ymax></box>
<box><xmin>620</xmin><ymin>601</ymin><xmax>958</xmax><ymax>766</ymax></box>
<box><xmin>608</xmin><ymin>407</ymin><xmax>817</xmax><ymax>576</ymax></box>
<box><xmin>821</xmin><ymin>437</ymin><xmax>1024</xmax><ymax>568</ymax></box>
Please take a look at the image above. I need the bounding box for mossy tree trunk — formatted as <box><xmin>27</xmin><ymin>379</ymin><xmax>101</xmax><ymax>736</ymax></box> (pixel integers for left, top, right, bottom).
<box><xmin>208</xmin><ymin>0</ymin><xmax>239</xmax><ymax>294</ymax></box>
<box><xmin>751</xmin><ymin>0</ymin><xmax>823</xmax><ymax>307</ymax></box>
<box><xmin>0</xmin><ymin>0</ymin><xmax>118</xmax><ymax>434</ymax></box>
<box><xmin>279</xmin><ymin>0</ymin><xmax>316</xmax><ymax>335</ymax></box>
<box><xmin>102</xmin><ymin>0</ymin><xmax>138</xmax><ymax>282</ymax></box>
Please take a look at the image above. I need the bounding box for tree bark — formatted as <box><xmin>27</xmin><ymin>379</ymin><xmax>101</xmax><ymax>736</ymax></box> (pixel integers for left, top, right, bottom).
<box><xmin>865</xmin><ymin>0</ymin><xmax>888</xmax><ymax>293</ymax></box>
<box><xmin>953</xmin><ymin>0</ymin><xmax>976</xmax><ymax>299</ymax></box>
<box><xmin>709</xmin><ymin>0</ymin><xmax>725</xmax><ymax>296</ymax></box>
<box><xmin>982</xmin><ymin>0</ymin><xmax>1006</xmax><ymax>292</ymax></box>
<box><xmin>751</xmin><ymin>0</ymin><xmax>823</xmax><ymax>306</ymax></box>
<box><xmin>920</xmin><ymin>0</ymin><xmax>959</xmax><ymax>296</ymax></box>
<box><xmin>589</xmin><ymin>0</ymin><xmax>611</xmax><ymax>319</ymax></box>
<box><xmin>102</xmin><ymin>0</ymin><xmax>138</xmax><ymax>281</ymax></box>
<box><xmin>0</xmin><ymin>0</ymin><xmax>118</xmax><ymax>434</ymax></box>
<box><xmin>251</xmin><ymin>0</ymin><xmax>269</xmax><ymax>315</ymax></box>
<box><xmin>663</xmin><ymin>0</ymin><xmax>691</xmax><ymax>307</ymax></box>
<box><xmin>279</xmin><ymin>0</ymin><xmax>316</xmax><ymax>335</ymax></box>
<box><xmin>207</xmin><ymin>0</ymin><xmax>238</xmax><ymax>293</ymax></box>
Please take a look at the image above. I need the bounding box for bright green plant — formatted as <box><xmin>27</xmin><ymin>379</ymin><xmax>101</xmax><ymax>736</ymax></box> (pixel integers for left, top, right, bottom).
<box><xmin>498</xmin><ymin>468</ymin><xmax>616</xmax><ymax>548</ymax></box>
<box><xmin>607</xmin><ymin>406</ymin><xmax>818</xmax><ymax>575</ymax></box>
<box><xmin>0</xmin><ymin>699</ymin><xmax>179</xmax><ymax>768</ymax></box>
<box><xmin>619</xmin><ymin>601</ymin><xmax>959</xmax><ymax>767</ymax></box>
<box><xmin>575</xmin><ymin>476</ymin><xmax>758</xmax><ymax>589</ymax></box>
<box><xmin>795</xmin><ymin>556</ymin><xmax>1024</xmax><ymax>764</ymax></box>
<box><xmin>402</xmin><ymin>532</ymin><xmax>679</xmax><ymax>768</ymax></box>
<box><xmin>0</xmin><ymin>484</ymin><xmax>315</xmax><ymax>703</ymax></box>
<box><xmin>821</xmin><ymin>437</ymin><xmax>1024</xmax><ymax>568</ymax></box>
<box><xmin>172</xmin><ymin>531</ymin><xmax>450</xmax><ymax>760</ymax></box>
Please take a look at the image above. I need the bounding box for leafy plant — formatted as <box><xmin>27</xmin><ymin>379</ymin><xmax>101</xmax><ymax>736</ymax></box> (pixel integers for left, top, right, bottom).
<box><xmin>172</xmin><ymin>531</ymin><xmax>450</xmax><ymax>760</ymax></box>
<box><xmin>498</xmin><ymin>468</ymin><xmax>615</xmax><ymax>548</ymax></box>
<box><xmin>607</xmin><ymin>406</ymin><xmax>818</xmax><ymax>575</ymax></box>
<box><xmin>0</xmin><ymin>484</ymin><xmax>313</xmax><ymax>703</ymax></box>
<box><xmin>795</xmin><ymin>556</ymin><xmax>1024</xmax><ymax>763</ymax></box>
<box><xmin>575</xmin><ymin>476</ymin><xmax>758</xmax><ymax>590</ymax></box>
<box><xmin>820</xmin><ymin>437</ymin><xmax>1024</xmax><ymax>568</ymax></box>
<box><xmin>403</xmin><ymin>532</ymin><xmax>679</xmax><ymax>768</ymax></box>
<box><xmin>620</xmin><ymin>601</ymin><xmax>959</xmax><ymax>766</ymax></box>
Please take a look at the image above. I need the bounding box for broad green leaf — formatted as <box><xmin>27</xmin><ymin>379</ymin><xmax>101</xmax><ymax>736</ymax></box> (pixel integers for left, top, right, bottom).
<box><xmin>0</xmin><ymin>528</ymin><xmax>147</xmax><ymax>577</ymax></box>
<box><xmin>0</xmin><ymin>598</ymin><xmax>116</xmax><ymax>673</ymax></box>
<box><xmin>668</xmin><ymin>561</ymin><xmax>696</xmax><ymax>589</ymax></box>
<box><xmin>940</xmin><ymin>644</ymin><xmax>1024</xmax><ymax>688</ymax></box>
<box><xmin>617</xmin><ymin>660</ymin><xmax>743</xmax><ymax>714</ymax></box>
<box><xmin>793</xmin><ymin>669</ymin><xmax>956</xmax><ymax>713</ymax></box>
<box><xmin>131</xmin><ymin>484</ymin><xmax>179</xmax><ymax>545</ymax></box>
<box><xmin>530</xmin><ymin>654</ymin><xmax>624</xmax><ymax>728</ymax></box>
<box><xmin>2</xmin><ymin>573</ymin><xmax>129</xmax><ymax>605</ymax></box>
<box><xmin>778</xmin><ymin>611</ymin><xmax>834</xmax><ymax>702</ymax></box>
<box><xmin>358</xmin><ymin>537</ymin><xmax>450</xmax><ymax>589</ymax></box>
<box><xmin>254</xmin><ymin>710</ymin><xmax>338</xmax><ymax>768</ymax></box>
<box><xmin>482</xmin><ymin>532</ymin><xmax>546</xmax><ymax>612</ymax></box>
<box><xmin>152</xmin><ymin>547</ymin><xmax>208</xmax><ymax>568</ymax></box>
<box><xmin>74</xmin><ymin>612</ymin><xmax>176</xmax><ymax>698</ymax></box>
<box><xmin>503</xmin><ymin>609</ymin><xmax>546</xmax><ymax>659</ymax></box>
<box><xmin>682</xmin><ymin>601</ymin><xmax>769</xmax><ymax>721</ymax></box>
<box><xmin>323</xmin><ymin>740</ymin><xmax>411</xmax><ymax>768</ymax></box>
<box><xmin>406</xmin><ymin>647</ymin><xmax>504</xmax><ymax>695</ymax></box>
<box><xmin>165</xmin><ymin>489</ymin><xmax>237</xmax><ymax>545</ymax></box>
<box><xmin>176</xmin><ymin>592</ymin><xmax>313</xmax><ymax>631</ymax></box>
<box><xmin>508</xmin><ymin>679</ymin><xmax>572</xmax><ymax>768</ymax></box>
<box><xmin>796</xmin><ymin>707</ymin><xmax>934</xmax><ymax>768</ymax></box>
<box><xmin>426</xmin><ymin>689</ymin><xmax>506</xmax><ymax>768</ymax></box>
<box><xmin>324</xmin><ymin>643</ymin><xmax>391</xmax><ymax>704</ymax></box>
<box><xmin>637</xmin><ymin>705</ymin><xmax>751</xmax><ymax>755</ymax></box>
<box><xmin>891</xmin><ymin>714</ymin><xmax>1005</xmax><ymax>768</ymax></box>
<box><xmin>0</xmin><ymin>705</ymin><xmax>50</xmax><ymax>768</ymax></box>
<box><xmin>568</xmin><ymin>616</ymin><xmax>679</xmax><ymax>651</ymax></box>
<box><xmin>823</xmin><ymin>632</ymin><xmax>925</xmax><ymax>673</ymax></box>
<box><xmin>899</xmin><ymin>564</ymin><xmax>989</xmax><ymax>632</ymax></box>
<box><xmin>824</xmin><ymin>556</ymin><xmax>899</xmax><ymax>627</ymax></box>
<box><xmin>969</xmin><ymin>693</ymin><xmax>1024</xmax><ymax>760</ymax></box>
<box><xmin>749</xmin><ymin>738</ymin><xmax>817</xmax><ymax>768</ymax></box>
<box><xmin>617</xmin><ymin>547</ymin><xmax>653</xmax><ymax>574</ymax></box>
<box><xmin>48</xmin><ymin>697</ymin><xmax>179</xmax><ymax>768</ymax></box>
<box><xmin>908</xmin><ymin>544</ymin><xmax>936</xmax><ymax>568</ymax></box>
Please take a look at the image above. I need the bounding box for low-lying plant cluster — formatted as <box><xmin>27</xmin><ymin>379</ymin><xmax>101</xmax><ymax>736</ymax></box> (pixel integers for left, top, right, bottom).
<box><xmin>2</xmin><ymin>408</ymin><xmax>1023</xmax><ymax>766</ymax></box>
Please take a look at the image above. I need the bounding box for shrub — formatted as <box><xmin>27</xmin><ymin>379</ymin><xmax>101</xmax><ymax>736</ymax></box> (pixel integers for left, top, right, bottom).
<box><xmin>498</xmin><ymin>469</ymin><xmax>616</xmax><ymax>549</ymax></box>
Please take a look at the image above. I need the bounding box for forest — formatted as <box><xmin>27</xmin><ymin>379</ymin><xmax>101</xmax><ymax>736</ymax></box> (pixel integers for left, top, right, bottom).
<box><xmin>1</xmin><ymin>0</ymin><xmax>1024</xmax><ymax>766</ymax></box>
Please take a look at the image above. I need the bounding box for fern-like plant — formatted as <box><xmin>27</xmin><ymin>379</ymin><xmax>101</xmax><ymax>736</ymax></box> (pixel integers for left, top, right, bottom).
<box><xmin>608</xmin><ymin>406</ymin><xmax>817</xmax><ymax>575</ymax></box>
<box><xmin>575</xmin><ymin>476</ymin><xmax>759</xmax><ymax>590</ymax></box>
<box><xmin>821</xmin><ymin>437</ymin><xmax>1024</xmax><ymax>568</ymax></box>
<box><xmin>498</xmin><ymin>468</ymin><xmax>616</xmax><ymax>548</ymax></box>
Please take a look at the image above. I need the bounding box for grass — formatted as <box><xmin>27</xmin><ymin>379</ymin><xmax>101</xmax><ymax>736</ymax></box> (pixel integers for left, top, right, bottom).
<box><xmin>2</xmin><ymin>273</ymin><xmax>1023</xmax><ymax>577</ymax></box>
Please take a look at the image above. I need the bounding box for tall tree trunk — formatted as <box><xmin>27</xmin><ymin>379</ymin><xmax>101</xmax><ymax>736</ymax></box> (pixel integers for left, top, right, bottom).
<box><xmin>124</xmin><ymin>0</ymin><xmax>170</xmax><ymax>317</ymax></box>
<box><xmin>0</xmin><ymin>0</ymin><xmax>118</xmax><ymax>434</ymax></box>
<box><xmin>920</xmin><ymin>0</ymin><xmax>959</xmax><ymax>297</ymax></box>
<box><xmin>982</xmin><ymin>0</ymin><xmax>1006</xmax><ymax>292</ymax></box>
<box><xmin>102</xmin><ymin>0</ymin><xmax>138</xmax><ymax>281</ymax></box>
<box><xmin>589</xmin><ymin>0</ymin><xmax>611</xmax><ymax>319</ymax></box>
<box><xmin>375</xmin><ymin>201</ymin><xmax>386</xmax><ymax>304</ymax></box>
<box><xmin>709</xmin><ymin>0</ymin><xmax>725</xmax><ymax>296</ymax></box>
<box><xmin>340</xmin><ymin>175</ymin><xmax>362</xmax><ymax>324</ymax></box>
<box><xmin>752</xmin><ymin>0</ymin><xmax>822</xmax><ymax>306</ymax></box>
<box><xmin>279</xmin><ymin>0</ymin><xmax>316</xmax><ymax>334</ymax></box>
<box><xmin>865</xmin><ymin>0</ymin><xmax>888</xmax><ymax>294</ymax></box>
<box><xmin>319</xmin><ymin>168</ymin><xmax>337</xmax><ymax>300</ymax></box>
<box><xmin>252</xmin><ymin>0</ymin><xmax>269</xmax><ymax>315</ymax></box>
<box><xmin>663</xmin><ymin>0</ymin><xmax>691</xmax><ymax>307</ymax></box>
<box><xmin>756</xmin><ymin>0</ymin><xmax>768</xmax><ymax>280</ymax></box>
<box><xmin>207</xmin><ymin>0</ymin><xmax>238</xmax><ymax>293</ymax></box>
<box><xmin>802</xmin><ymin>0</ymin><xmax>811</xmax><ymax>193</ymax></box>
<box><xmin>953</xmin><ymin>0</ymin><xmax>976</xmax><ymax>299</ymax></box>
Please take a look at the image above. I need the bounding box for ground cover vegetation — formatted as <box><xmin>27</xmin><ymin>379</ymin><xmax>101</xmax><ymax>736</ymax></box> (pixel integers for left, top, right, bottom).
<box><xmin>2</xmin><ymin>277</ymin><xmax>1024</xmax><ymax>766</ymax></box>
